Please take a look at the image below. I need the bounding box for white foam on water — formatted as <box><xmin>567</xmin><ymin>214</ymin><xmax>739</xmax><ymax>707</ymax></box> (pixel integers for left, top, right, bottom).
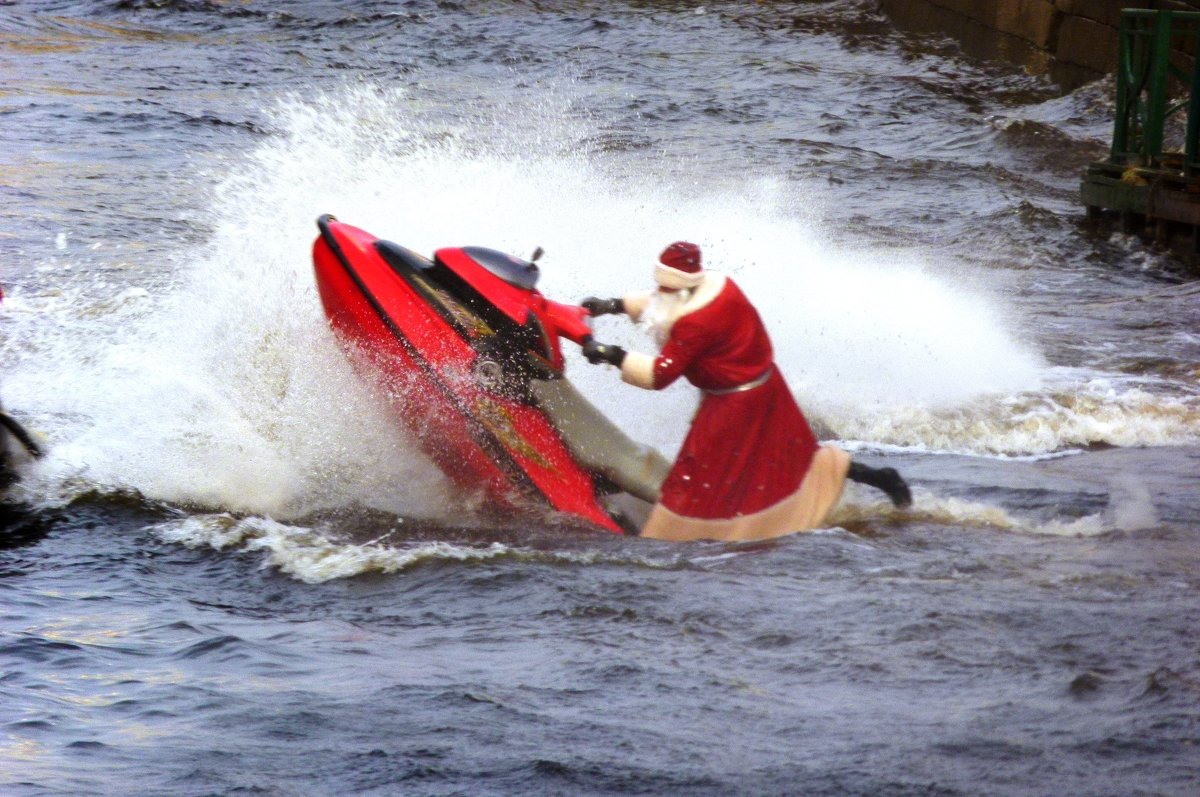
<box><xmin>1104</xmin><ymin>473</ymin><xmax>1160</xmax><ymax>532</ymax></box>
<box><xmin>832</xmin><ymin>488</ymin><xmax>1111</xmax><ymax>538</ymax></box>
<box><xmin>3</xmin><ymin>81</ymin><xmax>1196</xmax><ymax>523</ymax></box>
<box><xmin>833</xmin><ymin>370</ymin><xmax>1199</xmax><ymax>456</ymax></box>
<box><xmin>150</xmin><ymin>514</ymin><xmax>684</xmax><ymax>582</ymax></box>
<box><xmin>149</xmin><ymin>489</ymin><xmax>1118</xmax><ymax>585</ymax></box>
<box><xmin>153</xmin><ymin>514</ymin><xmax>517</xmax><ymax>583</ymax></box>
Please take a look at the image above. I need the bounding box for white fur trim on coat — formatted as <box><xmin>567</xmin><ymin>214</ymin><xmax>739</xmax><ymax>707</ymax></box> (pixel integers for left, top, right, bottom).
<box><xmin>675</xmin><ymin>272</ymin><xmax>724</xmax><ymax>317</ymax></box>
<box><xmin>654</xmin><ymin>263</ymin><xmax>705</xmax><ymax>290</ymax></box>
<box><xmin>620</xmin><ymin>351</ymin><xmax>657</xmax><ymax>389</ymax></box>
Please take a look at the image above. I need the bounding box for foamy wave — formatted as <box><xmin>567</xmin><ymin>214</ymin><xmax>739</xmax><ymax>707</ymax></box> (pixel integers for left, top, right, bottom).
<box><xmin>153</xmin><ymin>515</ymin><xmax>517</xmax><ymax>583</ymax></box>
<box><xmin>151</xmin><ymin>486</ymin><xmax>1126</xmax><ymax>584</ymax></box>
<box><xmin>830</xmin><ymin>378</ymin><xmax>1200</xmax><ymax>455</ymax></box>
<box><xmin>150</xmin><ymin>514</ymin><xmax>688</xmax><ymax>582</ymax></box>
<box><xmin>832</xmin><ymin>490</ymin><xmax>1111</xmax><ymax>537</ymax></box>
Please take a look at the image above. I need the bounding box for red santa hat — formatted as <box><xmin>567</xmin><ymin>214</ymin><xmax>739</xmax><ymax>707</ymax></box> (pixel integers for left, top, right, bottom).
<box><xmin>654</xmin><ymin>241</ymin><xmax>704</xmax><ymax>290</ymax></box>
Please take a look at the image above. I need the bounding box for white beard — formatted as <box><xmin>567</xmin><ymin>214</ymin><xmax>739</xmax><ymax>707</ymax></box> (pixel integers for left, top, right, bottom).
<box><xmin>643</xmin><ymin>288</ymin><xmax>692</xmax><ymax>348</ymax></box>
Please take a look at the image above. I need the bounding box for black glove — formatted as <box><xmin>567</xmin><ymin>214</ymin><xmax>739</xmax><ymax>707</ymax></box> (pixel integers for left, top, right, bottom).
<box><xmin>582</xmin><ymin>339</ymin><xmax>627</xmax><ymax>367</ymax></box>
<box><xmin>581</xmin><ymin>296</ymin><xmax>624</xmax><ymax>316</ymax></box>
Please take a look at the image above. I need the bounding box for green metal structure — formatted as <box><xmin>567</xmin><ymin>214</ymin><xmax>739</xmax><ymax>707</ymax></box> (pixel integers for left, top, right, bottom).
<box><xmin>1109</xmin><ymin>9</ymin><xmax>1200</xmax><ymax>172</ymax></box>
<box><xmin>1080</xmin><ymin>8</ymin><xmax>1200</xmax><ymax>269</ymax></box>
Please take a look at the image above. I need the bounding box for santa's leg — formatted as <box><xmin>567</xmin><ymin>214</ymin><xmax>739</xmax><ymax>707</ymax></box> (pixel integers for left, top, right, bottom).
<box><xmin>847</xmin><ymin>461</ymin><xmax>912</xmax><ymax>508</ymax></box>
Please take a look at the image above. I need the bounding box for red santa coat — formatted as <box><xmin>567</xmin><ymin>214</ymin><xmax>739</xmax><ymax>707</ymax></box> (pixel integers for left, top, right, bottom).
<box><xmin>620</xmin><ymin>275</ymin><xmax>849</xmax><ymax>541</ymax></box>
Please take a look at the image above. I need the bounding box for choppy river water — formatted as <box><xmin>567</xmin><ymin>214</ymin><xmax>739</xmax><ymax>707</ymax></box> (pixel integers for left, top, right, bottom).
<box><xmin>2</xmin><ymin>2</ymin><xmax>1198</xmax><ymax>795</ymax></box>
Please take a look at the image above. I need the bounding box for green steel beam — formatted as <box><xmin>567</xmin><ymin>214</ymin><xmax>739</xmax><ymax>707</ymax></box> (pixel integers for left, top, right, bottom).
<box><xmin>1111</xmin><ymin>10</ymin><xmax>1200</xmax><ymax>170</ymax></box>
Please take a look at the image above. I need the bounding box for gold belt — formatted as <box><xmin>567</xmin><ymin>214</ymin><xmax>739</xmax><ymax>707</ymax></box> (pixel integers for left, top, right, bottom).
<box><xmin>702</xmin><ymin>365</ymin><xmax>774</xmax><ymax>396</ymax></box>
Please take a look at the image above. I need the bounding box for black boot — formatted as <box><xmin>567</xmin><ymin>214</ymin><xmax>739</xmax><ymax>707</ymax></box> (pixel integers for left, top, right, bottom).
<box><xmin>848</xmin><ymin>461</ymin><xmax>912</xmax><ymax>509</ymax></box>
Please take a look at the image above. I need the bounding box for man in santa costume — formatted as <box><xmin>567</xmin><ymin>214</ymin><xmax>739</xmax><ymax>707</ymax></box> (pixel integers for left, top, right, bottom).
<box><xmin>580</xmin><ymin>241</ymin><xmax>910</xmax><ymax>542</ymax></box>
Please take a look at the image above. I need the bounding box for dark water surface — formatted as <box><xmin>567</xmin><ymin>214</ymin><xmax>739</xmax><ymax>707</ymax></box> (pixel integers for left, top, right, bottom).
<box><xmin>2</xmin><ymin>2</ymin><xmax>1199</xmax><ymax>795</ymax></box>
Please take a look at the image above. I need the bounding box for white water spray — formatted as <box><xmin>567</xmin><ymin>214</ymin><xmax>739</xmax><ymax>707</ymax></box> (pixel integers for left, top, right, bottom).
<box><xmin>4</xmin><ymin>83</ymin><xmax>1194</xmax><ymax>521</ymax></box>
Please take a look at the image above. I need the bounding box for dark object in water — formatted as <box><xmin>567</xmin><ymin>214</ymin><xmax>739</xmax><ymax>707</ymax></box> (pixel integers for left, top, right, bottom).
<box><xmin>0</xmin><ymin>405</ymin><xmax>44</xmax><ymax>490</ymax></box>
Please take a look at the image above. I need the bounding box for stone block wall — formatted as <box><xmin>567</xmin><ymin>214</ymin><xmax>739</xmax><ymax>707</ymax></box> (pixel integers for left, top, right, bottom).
<box><xmin>879</xmin><ymin>0</ymin><xmax>1200</xmax><ymax>87</ymax></box>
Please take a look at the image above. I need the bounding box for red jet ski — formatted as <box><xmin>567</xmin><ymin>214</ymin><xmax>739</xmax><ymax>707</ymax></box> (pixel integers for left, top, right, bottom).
<box><xmin>312</xmin><ymin>215</ymin><xmax>634</xmax><ymax>533</ymax></box>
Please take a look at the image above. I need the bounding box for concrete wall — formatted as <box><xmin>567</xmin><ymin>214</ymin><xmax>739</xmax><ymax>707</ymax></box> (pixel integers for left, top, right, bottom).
<box><xmin>878</xmin><ymin>0</ymin><xmax>1200</xmax><ymax>88</ymax></box>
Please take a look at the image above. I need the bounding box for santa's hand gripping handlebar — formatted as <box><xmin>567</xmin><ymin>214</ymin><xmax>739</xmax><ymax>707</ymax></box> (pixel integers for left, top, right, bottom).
<box><xmin>581</xmin><ymin>296</ymin><xmax>625</xmax><ymax>317</ymax></box>
<box><xmin>579</xmin><ymin>297</ymin><xmax>628</xmax><ymax>367</ymax></box>
<box><xmin>581</xmin><ymin>339</ymin><xmax>626</xmax><ymax>367</ymax></box>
